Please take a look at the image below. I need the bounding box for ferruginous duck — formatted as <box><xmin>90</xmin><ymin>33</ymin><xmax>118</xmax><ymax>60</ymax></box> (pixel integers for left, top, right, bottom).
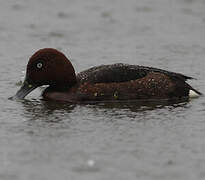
<box><xmin>13</xmin><ymin>48</ymin><xmax>202</xmax><ymax>102</ymax></box>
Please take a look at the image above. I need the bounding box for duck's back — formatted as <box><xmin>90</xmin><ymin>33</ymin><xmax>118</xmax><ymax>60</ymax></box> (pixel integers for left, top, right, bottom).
<box><xmin>77</xmin><ymin>63</ymin><xmax>193</xmax><ymax>84</ymax></box>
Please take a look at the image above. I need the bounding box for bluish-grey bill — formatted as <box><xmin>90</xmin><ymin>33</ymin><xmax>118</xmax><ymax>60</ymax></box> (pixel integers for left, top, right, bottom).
<box><xmin>12</xmin><ymin>81</ymin><xmax>38</xmax><ymax>100</ymax></box>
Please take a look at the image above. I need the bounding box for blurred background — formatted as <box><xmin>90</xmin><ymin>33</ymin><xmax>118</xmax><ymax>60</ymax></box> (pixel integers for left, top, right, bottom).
<box><xmin>1</xmin><ymin>0</ymin><xmax>205</xmax><ymax>180</ymax></box>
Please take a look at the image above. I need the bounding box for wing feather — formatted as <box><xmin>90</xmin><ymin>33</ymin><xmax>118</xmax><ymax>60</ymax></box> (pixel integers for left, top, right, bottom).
<box><xmin>77</xmin><ymin>63</ymin><xmax>193</xmax><ymax>84</ymax></box>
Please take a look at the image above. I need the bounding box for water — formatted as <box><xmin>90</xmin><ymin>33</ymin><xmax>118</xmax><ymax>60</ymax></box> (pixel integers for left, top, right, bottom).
<box><xmin>1</xmin><ymin>0</ymin><xmax>205</xmax><ymax>179</ymax></box>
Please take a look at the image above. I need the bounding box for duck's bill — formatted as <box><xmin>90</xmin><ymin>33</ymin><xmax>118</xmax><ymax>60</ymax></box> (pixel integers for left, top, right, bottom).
<box><xmin>13</xmin><ymin>81</ymin><xmax>38</xmax><ymax>100</ymax></box>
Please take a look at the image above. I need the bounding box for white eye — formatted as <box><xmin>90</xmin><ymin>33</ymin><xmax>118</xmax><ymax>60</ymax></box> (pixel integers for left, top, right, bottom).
<box><xmin>36</xmin><ymin>62</ymin><xmax>43</xmax><ymax>69</ymax></box>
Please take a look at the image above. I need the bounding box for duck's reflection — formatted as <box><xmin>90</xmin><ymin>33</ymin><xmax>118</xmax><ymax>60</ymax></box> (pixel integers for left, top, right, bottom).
<box><xmin>85</xmin><ymin>98</ymin><xmax>190</xmax><ymax>111</ymax></box>
<box><xmin>18</xmin><ymin>97</ymin><xmax>190</xmax><ymax>122</ymax></box>
<box><xmin>20</xmin><ymin>99</ymin><xmax>76</xmax><ymax>122</ymax></box>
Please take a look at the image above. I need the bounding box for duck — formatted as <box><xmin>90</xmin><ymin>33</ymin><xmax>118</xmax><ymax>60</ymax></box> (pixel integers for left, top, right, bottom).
<box><xmin>13</xmin><ymin>48</ymin><xmax>202</xmax><ymax>102</ymax></box>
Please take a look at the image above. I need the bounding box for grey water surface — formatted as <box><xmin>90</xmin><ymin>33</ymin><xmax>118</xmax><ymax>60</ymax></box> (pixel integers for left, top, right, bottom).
<box><xmin>1</xmin><ymin>0</ymin><xmax>205</xmax><ymax>179</ymax></box>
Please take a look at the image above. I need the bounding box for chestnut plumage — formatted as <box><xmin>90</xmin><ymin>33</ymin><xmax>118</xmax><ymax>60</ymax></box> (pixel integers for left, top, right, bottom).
<box><xmin>14</xmin><ymin>48</ymin><xmax>201</xmax><ymax>102</ymax></box>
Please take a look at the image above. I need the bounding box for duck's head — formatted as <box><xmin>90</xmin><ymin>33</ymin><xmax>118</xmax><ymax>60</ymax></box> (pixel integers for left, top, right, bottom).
<box><xmin>15</xmin><ymin>48</ymin><xmax>77</xmax><ymax>99</ymax></box>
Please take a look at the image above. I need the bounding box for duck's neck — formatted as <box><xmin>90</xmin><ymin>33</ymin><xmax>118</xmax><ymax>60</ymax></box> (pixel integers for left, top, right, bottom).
<box><xmin>48</xmin><ymin>81</ymin><xmax>77</xmax><ymax>92</ymax></box>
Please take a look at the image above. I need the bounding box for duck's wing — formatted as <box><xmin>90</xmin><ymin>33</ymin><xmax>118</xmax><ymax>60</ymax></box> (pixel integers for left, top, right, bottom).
<box><xmin>76</xmin><ymin>63</ymin><xmax>193</xmax><ymax>84</ymax></box>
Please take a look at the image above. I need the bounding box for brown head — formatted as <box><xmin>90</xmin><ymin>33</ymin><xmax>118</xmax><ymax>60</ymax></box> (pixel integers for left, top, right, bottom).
<box><xmin>15</xmin><ymin>48</ymin><xmax>77</xmax><ymax>99</ymax></box>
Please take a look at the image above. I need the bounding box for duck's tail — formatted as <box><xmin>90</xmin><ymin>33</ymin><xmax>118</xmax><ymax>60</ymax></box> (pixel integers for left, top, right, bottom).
<box><xmin>189</xmin><ymin>88</ymin><xmax>202</xmax><ymax>98</ymax></box>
